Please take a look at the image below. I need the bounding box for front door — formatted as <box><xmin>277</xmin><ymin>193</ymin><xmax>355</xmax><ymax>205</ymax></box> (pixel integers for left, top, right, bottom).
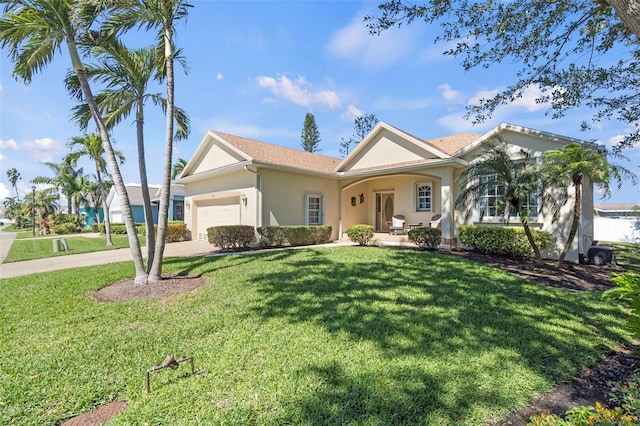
<box><xmin>376</xmin><ymin>193</ymin><xmax>394</xmax><ymax>232</ymax></box>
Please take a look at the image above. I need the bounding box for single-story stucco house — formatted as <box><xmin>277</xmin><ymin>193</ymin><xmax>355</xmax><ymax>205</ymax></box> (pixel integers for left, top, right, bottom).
<box><xmin>107</xmin><ymin>183</ymin><xmax>185</xmax><ymax>224</ymax></box>
<box><xmin>177</xmin><ymin>122</ymin><xmax>596</xmax><ymax>262</ymax></box>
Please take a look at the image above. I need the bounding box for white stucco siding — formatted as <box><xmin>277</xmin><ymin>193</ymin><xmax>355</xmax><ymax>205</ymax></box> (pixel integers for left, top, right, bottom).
<box><xmin>345</xmin><ymin>129</ymin><xmax>438</xmax><ymax>171</ymax></box>
<box><xmin>192</xmin><ymin>141</ymin><xmax>246</xmax><ymax>175</ymax></box>
<box><xmin>260</xmin><ymin>168</ymin><xmax>340</xmax><ymax>239</ymax></box>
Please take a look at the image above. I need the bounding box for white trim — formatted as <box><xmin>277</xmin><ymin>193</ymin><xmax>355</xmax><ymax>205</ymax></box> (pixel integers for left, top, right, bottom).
<box><xmin>415</xmin><ymin>182</ymin><xmax>433</xmax><ymax>212</ymax></box>
<box><xmin>305</xmin><ymin>193</ymin><xmax>324</xmax><ymax>225</ymax></box>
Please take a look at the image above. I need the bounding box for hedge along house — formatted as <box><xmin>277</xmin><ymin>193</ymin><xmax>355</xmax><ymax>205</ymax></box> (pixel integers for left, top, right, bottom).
<box><xmin>178</xmin><ymin>122</ymin><xmax>596</xmax><ymax>262</ymax></box>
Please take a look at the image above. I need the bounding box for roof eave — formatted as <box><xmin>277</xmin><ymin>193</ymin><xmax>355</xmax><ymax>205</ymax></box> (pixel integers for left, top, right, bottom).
<box><xmin>337</xmin><ymin>158</ymin><xmax>468</xmax><ymax>178</ymax></box>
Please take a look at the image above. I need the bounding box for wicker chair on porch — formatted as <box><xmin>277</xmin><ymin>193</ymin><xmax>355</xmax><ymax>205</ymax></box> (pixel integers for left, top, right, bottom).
<box><xmin>388</xmin><ymin>214</ymin><xmax>405</xmax><ymax>235</ymax></box>
<box><xmin>429</xmin><ymin>214</ymin><xmax>442</xmax><ymax>229</ymax></box>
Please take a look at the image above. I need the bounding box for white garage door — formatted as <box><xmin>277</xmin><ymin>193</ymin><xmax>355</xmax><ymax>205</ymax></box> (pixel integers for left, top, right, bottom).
<box><xmin>196</xmin><ymin>197</ymin><xmax>240</xmax><ymax>241</ymax></box>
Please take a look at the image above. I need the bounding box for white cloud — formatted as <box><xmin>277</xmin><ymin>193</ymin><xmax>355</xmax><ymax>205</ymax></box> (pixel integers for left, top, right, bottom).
<box><xmin>0</xmin><ymin>139</ymin><xmax>18</xmax><ymax>150</ymax></box>
<box><xmin>216</xmin><ymin>73</ymin><xmax>224</xmax><ymax>80</ymax></box>
<box><xmin>0</xmin><ymin>183</ymin><xmax>10</xmax><ymax>201</ymax></box>
<box><xmin>438</xmin><ymin>84</ymin><xmax>464</xmax><ymax>103</ymax></box>
<box><xmin>327</xmin><ymin>12</ymin><xmax>419</xmax><ymax>69</ymax></box>
<box><xmin>342</xmin><ymin>104</ymin><xmax>363</xmax><ymax>121</ymax></box>
<box><xmin>256</xmin><ymin>74</ymin><xmax>341</xmax><ymax>109</ymax></box>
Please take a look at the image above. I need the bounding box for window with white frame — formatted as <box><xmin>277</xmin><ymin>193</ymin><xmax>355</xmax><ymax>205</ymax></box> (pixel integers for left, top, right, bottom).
<box><xmin>478</xmin><ymin>174</ymin><xmax>539</xmax><ymax>220</ymax></box>
<box><xmin>305</xmin><ymin>194</ymin><xmax>324</xmax><ymax>225</ymax></box>
<box><xmin>416</xmin><ymin>182</ymin><xmax>432</xmax><ymax>212</ymax></box>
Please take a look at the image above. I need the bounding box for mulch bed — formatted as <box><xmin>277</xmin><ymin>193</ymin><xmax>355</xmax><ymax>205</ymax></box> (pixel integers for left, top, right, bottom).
<box><xmin>76</xmin><ymin>249</ymin><xmax>637</xmax><ymax>425</ymax></box>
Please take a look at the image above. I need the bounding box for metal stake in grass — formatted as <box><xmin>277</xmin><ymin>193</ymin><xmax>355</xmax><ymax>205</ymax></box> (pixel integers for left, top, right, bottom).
<box><xmin>146</xmin><ymin>355</ymin><xmax>195</xmax><ymax>393</ymax></box>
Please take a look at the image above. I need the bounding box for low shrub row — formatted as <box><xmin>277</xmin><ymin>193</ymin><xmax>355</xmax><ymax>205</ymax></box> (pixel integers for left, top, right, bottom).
<box><xmin>51</xmin><ymin>222</ymin><xmax>80</xmax><ymax>235</ymax></box>
<box><xmin>459</xmin><ymin>225</ymin><xmax>551</xmax><ymax>260</ymax></box>
<box><xmin>206</xmin><ymin>225</ymin><xmax>333</xmax><ymax>251</ymax></box>
<box><xmin>91</xmin><ymin>222</ymin><xmax>189</xmax><ymax>242</ymax></box>
<box><xmin>91</xmin><ymin>223</ymin><xmax>146</xmax><ymax>235</ymax></box>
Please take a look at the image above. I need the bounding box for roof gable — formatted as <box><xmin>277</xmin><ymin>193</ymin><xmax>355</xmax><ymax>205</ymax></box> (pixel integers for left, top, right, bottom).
<box><xmin>336</xmin><ymin>122</ymin><xmax>453</xmax><ymax>173</ymax></box>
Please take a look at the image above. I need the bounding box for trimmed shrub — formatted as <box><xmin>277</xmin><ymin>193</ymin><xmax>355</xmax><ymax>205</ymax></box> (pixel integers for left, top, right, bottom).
<box><xmin>257</xmin><ymin>226</ymin><xmax>288</xmax><ymax>248</ymax></box>
<box><xmin>51</xmin><ymin>222</ymin><xmax>78</xmax><ymax>235</ymax></box>
<box><xmin>165</xmin><ymin>222</ymin><xmax>188</xmax><ymax>242</ymax></box>
<box><xmin>207</xmin><ymin>225</ymin><xmax>256</xmax><ymax>251</ymax></box>
<box><xmin>312</xmin><ymin>225</ymin><xmax>332</xmax><ymax>244</ymax></box>
<box><xmin>284</xmin><ymin>226</ymin><xmax>317</xmax><ymax>247</ymax></box>
<box><xmin>459</xmin><ymin>225</ymin><xmax>551</xmax><ymax>260</ymax></box>
<box><xmin>93</xmin><ymin>223</ymin><xmax>146</xmax><ymax>235</ymax></box>
<box><xmin>407</xmin><ymin>226</ymin><xmax>441</xmax><ymax>250</ymax></box>
<box><xmin>346</xmin><ymin>224</ymin><xmax>375</xmax><ymax>246</ymax></box>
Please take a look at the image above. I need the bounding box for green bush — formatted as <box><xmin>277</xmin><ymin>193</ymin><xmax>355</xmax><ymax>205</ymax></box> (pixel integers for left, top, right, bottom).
<box><xmin>207</xmin><ymin>225</ymin><xmax>256</xmax><ymax>251</ymax></box>
<box><xmin>51</xmin><ymin>222</ymin><xmax>78</xmax><ymax>235</ymax></box>
<box><xmin>257</xmin><ymin>226</ymin><xmax>288</xmax><ymax>248</ymax></box>
<box><xmin>459</xmin><ymin>225</ymin><xmax>551</xmax><ymax>260</ymax></box>
<box><xmin>603</xmin><ymin>271</ymin><xmax>640</xmax><ymax>339</ymax></box>
<box><xmin>346</xmin><ymin>224</ymin><xmax>375</xmax><ymax>246</ymax></box>
<box><xmin>284</xmin><ymin>226</ymin><xmax>318</xmax><ymax>247</ymax></box>
<box><xmin>165</xmin><ymin>222</ymin><xmax>188</xmax><ymax>242</ymax></box>
<box><xmin>258</xmin><ymin>225</ymin><xmax>332</xmax><ymax>248</ymax></box>
<box><xmin>94</xmin><ymin>223</ymin><xmax>146</xmax><ymax>235</ymax></box>
<box><xmin>407</xmin><ymin>226</ymin><xmax>441</xmax><ymax>250</ymax></box>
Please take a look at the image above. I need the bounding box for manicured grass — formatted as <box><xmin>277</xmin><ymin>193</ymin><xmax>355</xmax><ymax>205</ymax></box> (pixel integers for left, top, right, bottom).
<box><xmin>602</xmin><ymin>241</ymin><xmax>640</xmax><ymax>272</ymax></box>
<box><xmin>0</xmin><ymin>247</ymin><xmax>631</xmax><ymax>425</ymax></box>
<box><xmin>3</xmin><ymin>235</ymin><xmax>145</xmax><ymax>263</ymax></box>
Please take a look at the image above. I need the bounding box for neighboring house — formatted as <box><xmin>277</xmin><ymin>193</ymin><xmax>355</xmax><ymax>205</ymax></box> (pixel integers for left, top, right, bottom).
<box><xmin>107</xmin><ymin>183</ymin><xmax>185</xmax><ymax>224</ymax></box>
<box><xmin>594</xmin><ymin>203</ymin><xmax>640</xmax><ymax>243</ymax></box>
<box><xmin>178</xmin><ymin>122</ymin><xmax>597</xmax><ymax>262</ymax></box>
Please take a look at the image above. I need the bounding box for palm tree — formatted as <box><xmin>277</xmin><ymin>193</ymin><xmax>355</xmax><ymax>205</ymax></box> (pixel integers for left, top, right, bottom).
<box><xmin>455</xmin><ymin>139</ymin><xmax>554</xmax><ymax>263</ymax></box>
<box><xmin>171</xmin><ymin>158</ymin><xmax>187</xmax><ymax>180</ymax></box>
<box><xmin>106</xmin><ymin>0</ymin><xmax>192</xmax><ymax>282</ymax></box>
<box><xmin>6</xmin><ymin>167</ymin><xmax>21</xmax><ymax>200</ymax></box>
<box><xmin>23</xmin><ymin>187</ymin><xmax>59</xmax><ymax>234</ymax></box>
<box><xmin>67</xmin><ymin>133</ymin><xmax>124</xmax><ymax>246</ymax></box>
<box><xmin>67</xmin><ymin>38</ymin><xmax>189</xmax><ymax>268</ymax></box>
<box><xmin>0</xmin><ymin>0</ymin><xmax>148</xmax><ymax>284</ymax></box>
<box><xmin>3</xmin><ymin>196</ymin><xmax>24</xmax><ymax>227</ymax></box>
<box><xmin>541</xmin><ymin>142</ymin><xmax>637</xmax><ymax>266</ymax></box>
<box><xmin>31</xmin><ymin>158</ymin><xmax>81</xmax><ymax>215</ymax></box>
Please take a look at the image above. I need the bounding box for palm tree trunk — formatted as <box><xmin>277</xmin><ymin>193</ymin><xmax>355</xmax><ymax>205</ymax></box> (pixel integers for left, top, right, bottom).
<box><xmin>557</xmin><ymin>181</ymin><xmax>582</xmax><ymax>266</ymax></box>
<box><xmin>66</xmin><ymin>37</ymin><xmax>148</xmax><ymax>285</ymax></box>
<box><xmin>95</xmin><ymin>168</ymin><xmax>113</xmax><ymax>246</ymax></box>
<box><xmin>136</xmin><ymin>102</ymin><xmax>156</xmax><ymax>272</ymax></box>
<box><xmin>148</xmin><ymin>26</ymin><xmax>174</xmax><ymax>283</ymax></box>
<box><xmin>520</xmin><ymin>217</ymin><xmax>542</xmax><ymax>264</ymax></box>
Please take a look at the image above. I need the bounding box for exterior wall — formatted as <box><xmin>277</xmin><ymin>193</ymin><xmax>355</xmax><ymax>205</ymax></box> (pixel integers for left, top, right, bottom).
<box><xmin>184</xmin><ymin>169</ymin><xmax>259</xmax><ymax>236</ymax></box>
<box><xmin>341</xmin><ymin>172</ymin><xmax>445</xmax><ymax>233</ymax></box>
<box><xmin>259</xmin><ymin>168</ymin><xmax>340</xmax><ymax>239</ymax></box>
<box><xmin>131</xmin><ymin>205</ymin><xmax>158</xmax><ymax>224</ymax></box>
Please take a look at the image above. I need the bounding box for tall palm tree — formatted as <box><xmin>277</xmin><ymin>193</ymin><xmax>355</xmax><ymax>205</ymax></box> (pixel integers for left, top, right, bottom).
<box><xmin>0</xmin><ymin>0</ymin><xmax>148</xmax><ymax>284</ymax></box>
<box><xmin>541</xmin><ymin>142</ymin><xmax>637</xmax><ymax>266</ymax></box>
<box><xmin>6</xmin><ymin>167</ymin><xmax>21</xmax><ymax>200</ymax></box>
<box><xmin>67</xmin><ymin>133</ymin><xmax>124</xmax><ymax>246</ymax></box>
<box><xmin>67</xmin><ymin>38</ymin><xmax>189</xmax><ymax>268</ymax></box>
<box><xmin>455</xmin><ymin>139</ymin><xmax>554</xmax><ymax>263</ymax></box>
<box><xmin>106</xmin><ymin>0</ymin><xmax>192</xmax><ymax>282</ymax></box>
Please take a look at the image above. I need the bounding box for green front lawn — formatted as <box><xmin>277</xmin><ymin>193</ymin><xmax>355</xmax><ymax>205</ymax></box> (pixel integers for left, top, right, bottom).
<box><xmin>603</xmin><ymin>241</ymin><xmax>640</xmax><ymax>272</ymax></box>
<box><xmin>3</xmin><ymin>235</ymin><xmax>146</xmax><ymax>263</ymax></box>
<box><xmin>0</xmin><ymin>247</ymin><xmax>630</xmax><ymax>425</ymax></box>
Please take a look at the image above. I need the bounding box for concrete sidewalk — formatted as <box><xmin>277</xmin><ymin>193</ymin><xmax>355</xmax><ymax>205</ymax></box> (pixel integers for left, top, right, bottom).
<box><xmin>0</xmin><ymin>239</ymin><xmax>215</xmax><ymax>279</ymax></box>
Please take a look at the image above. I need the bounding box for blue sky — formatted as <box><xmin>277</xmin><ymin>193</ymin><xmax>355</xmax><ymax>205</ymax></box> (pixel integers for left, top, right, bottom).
<box><xmin>1</xmin><ymin>0</ymin><xmax>638</xmax><ymax>205</ymax></box>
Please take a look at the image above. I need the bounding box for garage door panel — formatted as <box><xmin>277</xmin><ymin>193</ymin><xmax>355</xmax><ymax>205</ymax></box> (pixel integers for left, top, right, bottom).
<box><xmin>196</xmin><ymin>197</ymin><xmax>240</xmax><ymax>241</ymax></box>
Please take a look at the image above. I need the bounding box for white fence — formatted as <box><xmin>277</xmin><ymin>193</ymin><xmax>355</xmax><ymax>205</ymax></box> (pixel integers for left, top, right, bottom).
<box><xmin>593</xmin><ymin>217</ymin><xmax>640</xmax><ymax>243</ymax></box>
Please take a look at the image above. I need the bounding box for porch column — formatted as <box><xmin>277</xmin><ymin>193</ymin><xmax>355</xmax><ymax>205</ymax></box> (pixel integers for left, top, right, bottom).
<box><xmin>440</xmin><ymin>169</ymin><xmax>455</xmax><ymax>249</ymax></box>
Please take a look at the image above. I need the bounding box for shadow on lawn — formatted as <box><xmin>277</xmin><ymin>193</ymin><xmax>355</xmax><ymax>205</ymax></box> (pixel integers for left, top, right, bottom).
<box><xmin>242</xmin><ymin>247</ymin><xmax>629</xmax><ymax>423</ymax></box>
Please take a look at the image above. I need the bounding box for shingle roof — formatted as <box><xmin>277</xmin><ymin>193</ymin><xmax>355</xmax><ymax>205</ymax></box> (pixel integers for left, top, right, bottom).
<box><xmin>213</xmin><ymin>131</ymin><xmax>341</xmax><ymax>174</ymax></box>
<box><xmin>124</xmin><ymin>184</ymin><xmax>160</xmax><ymax>206</ymax></box>
<box><xmin>421</xmin><ymin>133</ymin><xmax>481</xmax><ymax>156</ymax></box>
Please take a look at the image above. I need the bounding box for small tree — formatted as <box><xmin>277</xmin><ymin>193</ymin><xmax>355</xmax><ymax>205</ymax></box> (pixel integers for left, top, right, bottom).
<box><xmin>541</xmin><ymin>142</ymin><xmax>637</xmax><ymax>266</ymax></box>
<box><xmin>340</xmin><ymin>113</ymin><xmax>379</xmax><ymax>157</ymax></box>
<box><xmin>301</xmin><ymin>112</ymin><xmax>321</xmax><ymax>152</ymax></box>
<box><xmin>6</xmin><ymin>168</ymin><xmax>21</xmax><ymax>201</ymax></box>
<box><xmin>455</xmin><ymin>139</ymin><xmax>552</xmax><ymax>263</ymax></box>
